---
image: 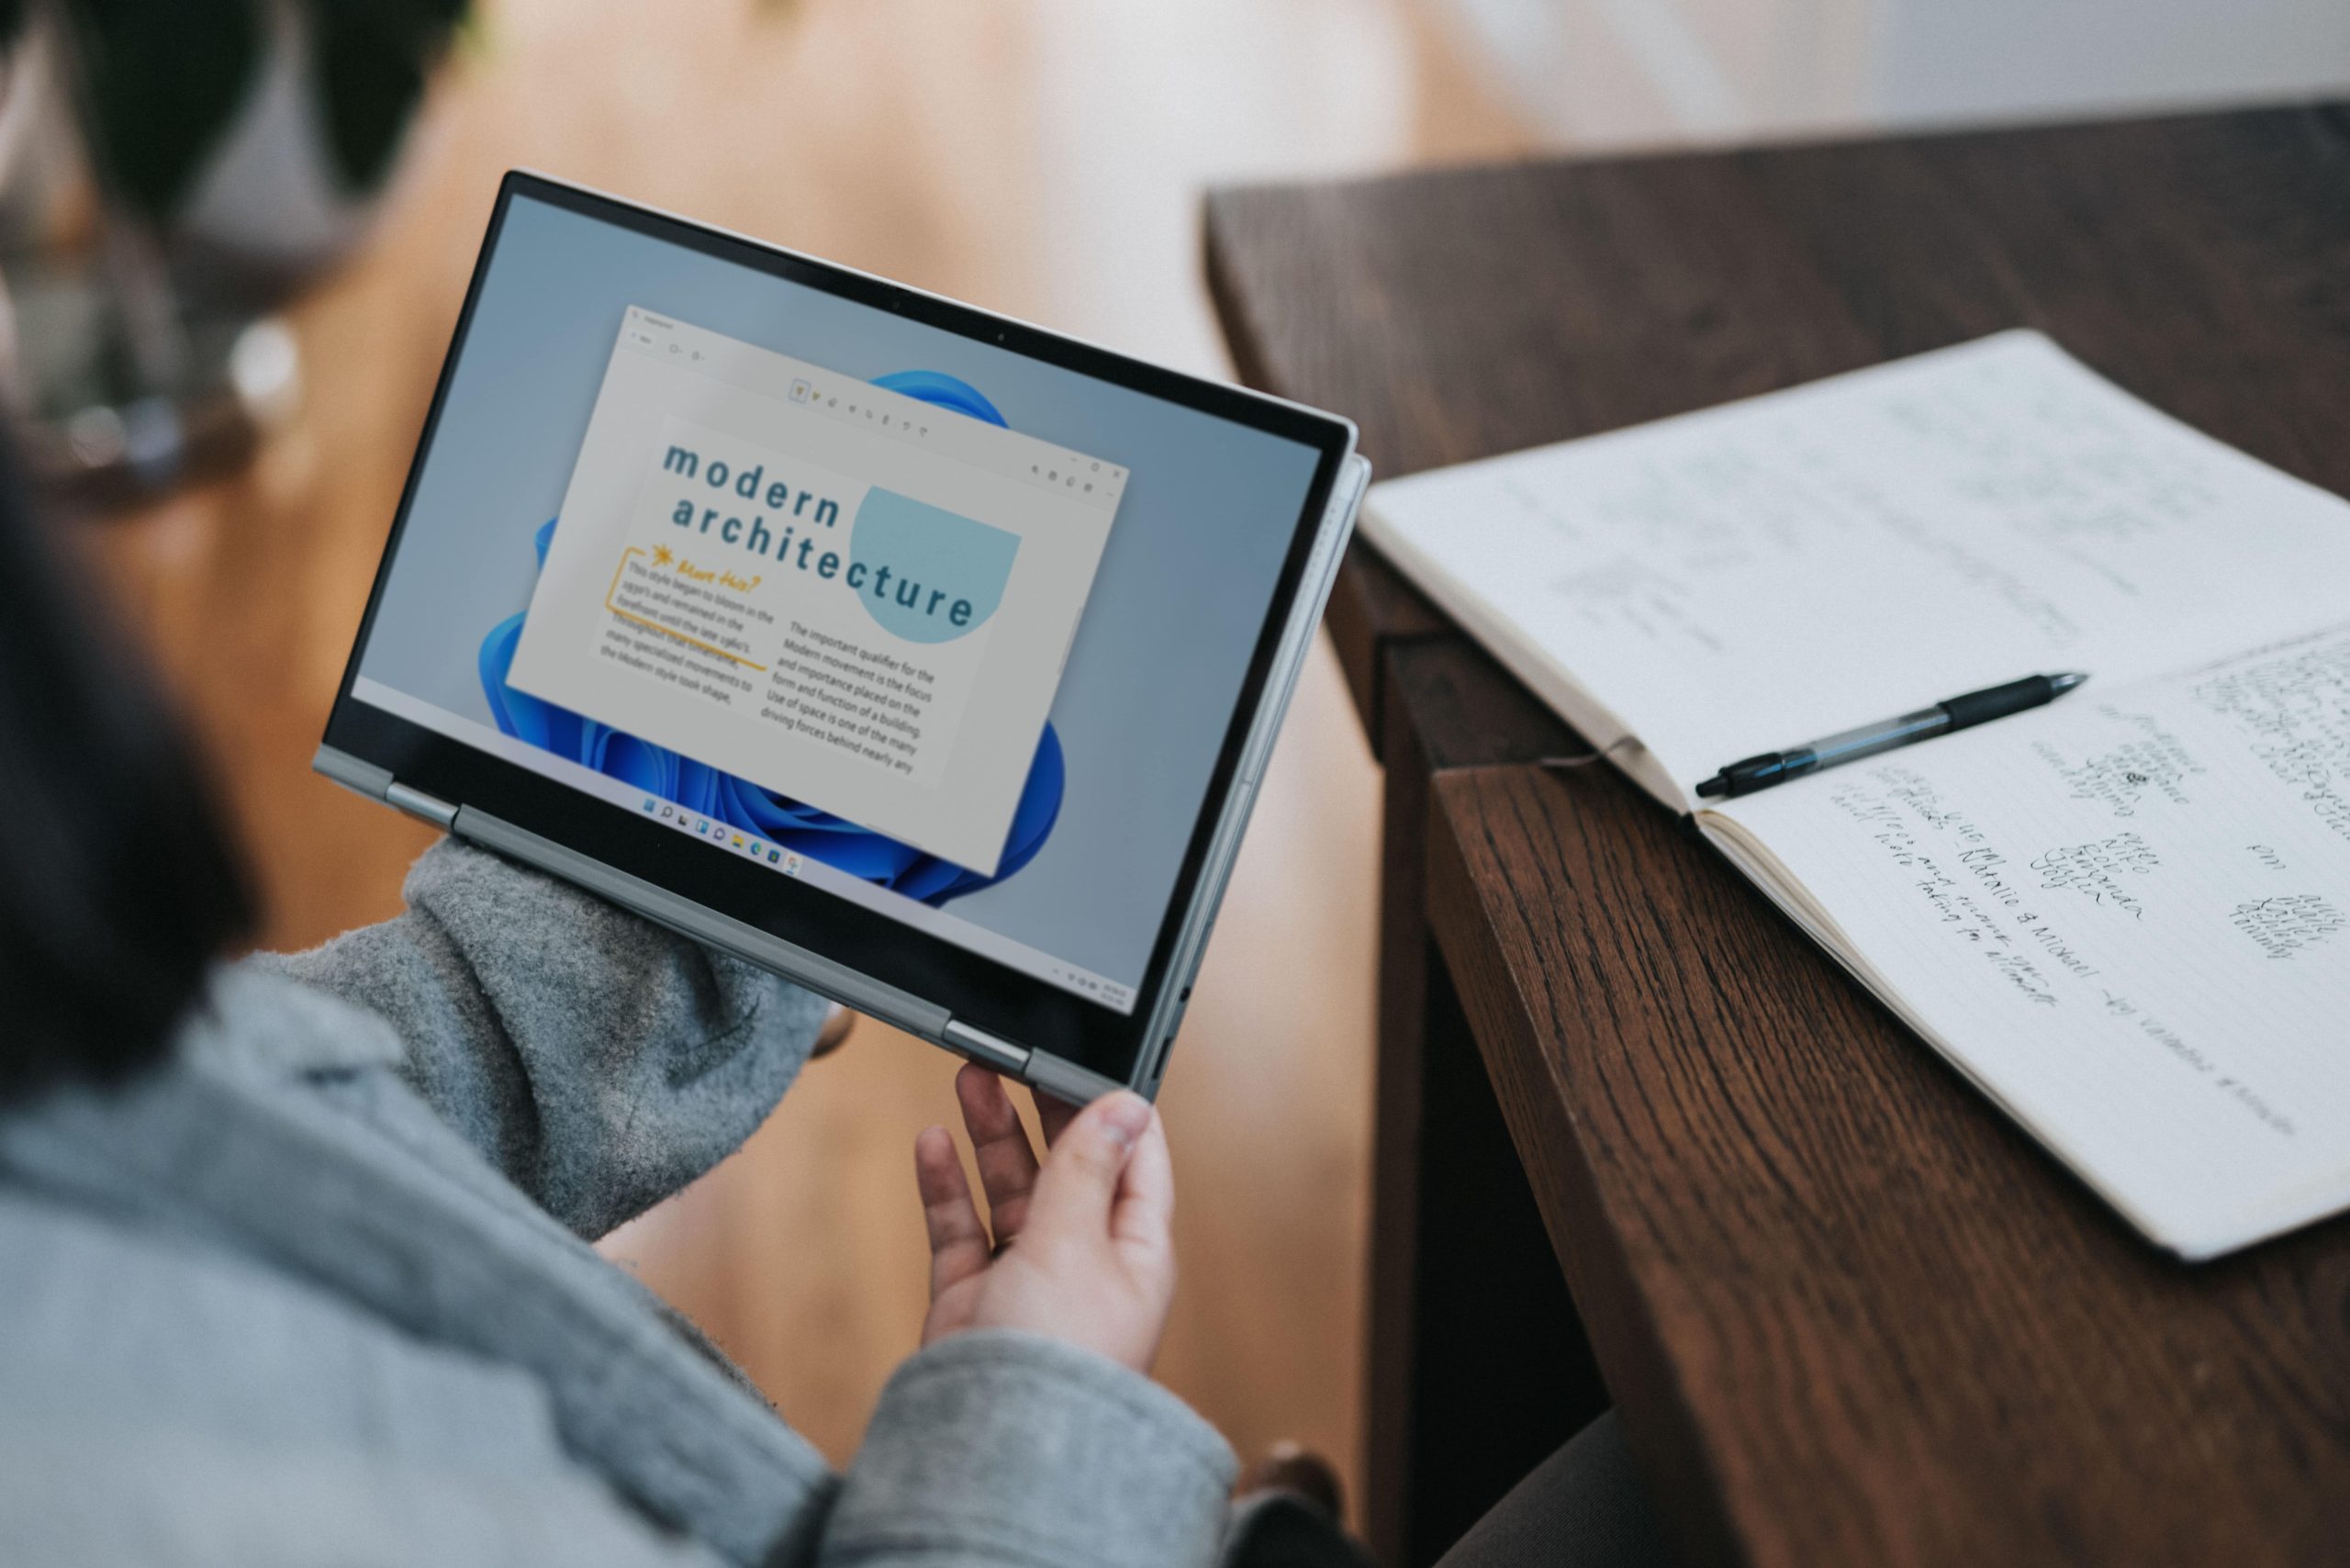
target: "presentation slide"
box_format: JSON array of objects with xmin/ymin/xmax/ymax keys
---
[{"xmin": 508, "ymin": 308, "xmax": 1124, "ymax": 875}]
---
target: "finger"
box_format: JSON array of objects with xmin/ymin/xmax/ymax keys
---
[
  {"xmin": 1035, "ymin": 1090, "xmax": 1080, "ymax": 1149},
  {"xmin": 810, "ymin": 1002, "xmax": 856, "ymax": 1058},
  {"xmin": 1110, "ymin": 1103, "xmax": 1175, "ymax": 1260},
  {"xmin": 1025, "ymin": 1091, "xmax": 1154, "ymax": 1242},
  {"xmin": 913, "ymin": 1126, "xmax": 991, "ymax": 1300},
  {"xmin": 956, "ymin": 1064, "xmax": 1045, "ymax": 1240}
]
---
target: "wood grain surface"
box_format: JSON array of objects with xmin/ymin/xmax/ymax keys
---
[
  {"xmin": 1431, "ymin": 763, "xmax": 2350, "ymax": 1567},
  {"xmin": 1206, "ymin": 103, "xmax": 2350, "ymax": 1566}
]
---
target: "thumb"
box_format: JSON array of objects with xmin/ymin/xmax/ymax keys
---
[{"xmin": 1025, "ymin": 1091, "xmax": 1154, "ymax": 1240}]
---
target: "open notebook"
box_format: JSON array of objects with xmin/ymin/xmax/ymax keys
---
[{"xmin": 1363, "ymin": 331, "xmax": 2350, "ymax": 1259}]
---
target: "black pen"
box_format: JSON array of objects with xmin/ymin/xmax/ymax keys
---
[{"xmin": 1696, "ymin": 672, "xmax": 2089, "ymax": 800}]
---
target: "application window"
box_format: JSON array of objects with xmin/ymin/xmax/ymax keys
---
[{"xmin": 509, "ymin": 308, "xmax": 1125, "ymax": 874}]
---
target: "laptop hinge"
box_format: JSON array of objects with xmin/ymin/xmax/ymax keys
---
[
  {"xmin": 941, "ymin": 1019, "xmax": 1033, "ymax": 1077},
  {"xmin": 385, "ymin": 781, "xmax": 460, "ymax": 832}
]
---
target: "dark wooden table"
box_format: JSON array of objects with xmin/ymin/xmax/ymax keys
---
[{"xmin": 1205, "ymin": 106, "xmax": 2350, "ymax": 1568}]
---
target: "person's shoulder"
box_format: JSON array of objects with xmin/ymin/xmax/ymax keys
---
[
  {"xmin": 0, "ymin": 1188, "xmax": 716, "ymax": 1568},
  {"xmin": 0, "ymin": 1182, "xmax": 326, "ymax": 1428},
  {"xmin": 0, "ymin": 1183, "xmax": 572, "ymax": 1473},
  {"xmin": 0, "ymin": 1182, "xmax": 376, "ymax": 1403}
]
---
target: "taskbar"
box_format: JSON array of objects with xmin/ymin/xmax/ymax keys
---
[{"xmin": 350, "ymin": 678, "xmax": 1141, "ymax": 1014}]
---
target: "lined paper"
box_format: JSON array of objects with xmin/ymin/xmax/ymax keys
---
[{"xmin": 1711, "ymin": 626, "xmax": 2350, "ymax": 1255}]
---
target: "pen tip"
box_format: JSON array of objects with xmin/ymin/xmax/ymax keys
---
[
  {"xmin": 1695, "ymin": 775, "xmax": 1727, "ymax": 799},
  {"xmin": 2050, "ymin": 672, "xmax": 2089, "ymax": 695}
]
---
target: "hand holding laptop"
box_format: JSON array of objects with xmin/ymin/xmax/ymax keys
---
[{"xmin": 914, "ymin": 1067, "xmax": 1175, "ymax": 1373}]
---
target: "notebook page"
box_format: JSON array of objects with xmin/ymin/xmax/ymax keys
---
[
  {"xmin": 1362, "ymin": 331, "xmax": 2350, "ymax": 803},
  {"xmin": 1708, "ymin": 624, "xmax": 2350, "ymax": 1257}
]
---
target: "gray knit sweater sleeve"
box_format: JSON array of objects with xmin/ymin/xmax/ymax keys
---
[
  {"xmin": 253, "ymin": 837, "xmax": 829, "ymax": 1238},
  {"xmin": 827, "ymin": 1330, "xmax": 1239, "ymax": 1568}
]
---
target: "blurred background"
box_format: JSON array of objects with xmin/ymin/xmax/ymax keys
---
[{"xmin": 30, "ymin": 0, "xmax": 2349, "ymax": 1502}]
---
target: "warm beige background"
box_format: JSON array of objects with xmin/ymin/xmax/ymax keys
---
[{"xmin": 73, "ymin": 0, "xmax": 1532, "ymax": 1506}]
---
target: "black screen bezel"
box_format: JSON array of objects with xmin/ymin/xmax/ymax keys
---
[{"xmin": 324, "ymin": 171, "xmax": 1351, "ymax": 1082}]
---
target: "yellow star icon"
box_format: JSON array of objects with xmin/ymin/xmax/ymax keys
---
[{"xmin": 652, "ymin": 544, "xmax": 675, "ymax": 567}]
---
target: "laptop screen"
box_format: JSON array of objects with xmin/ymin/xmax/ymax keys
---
[{"xmin": 350, "ymin": 189, "xmax": 1325, "ymax": 1015}]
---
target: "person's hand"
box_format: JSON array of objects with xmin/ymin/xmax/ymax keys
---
[{"xmin": 912, "ymin": 1063, "xmax": 1176, "ymax": 1374}]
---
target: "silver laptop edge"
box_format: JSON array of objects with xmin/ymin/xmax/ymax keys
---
[{"xmin": 317, "ymin": 450, "xmax": 1368, "ymax": 1103}]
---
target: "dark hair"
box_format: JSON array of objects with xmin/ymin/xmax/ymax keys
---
[{"xmin": 0, "ymin": 434, "xmax": 256, "ymax": 1103}]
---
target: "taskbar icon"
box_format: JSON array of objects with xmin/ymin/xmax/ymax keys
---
[{"xmin": 657, "ymin": 809, "xmax": 797, "ymax": 874}]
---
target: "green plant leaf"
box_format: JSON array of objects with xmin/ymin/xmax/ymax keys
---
[
  {"xmin": 63, "ymin": 0, "xmax": 263, "ymax": 221},
  {"xmin": 309, "ymin": 0, "xmax": 466, "ymax": 194}
]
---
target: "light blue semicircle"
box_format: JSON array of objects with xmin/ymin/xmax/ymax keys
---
[{"xmin": 849, "ymin": 487, "xmax": 1021, "ymax": 644}]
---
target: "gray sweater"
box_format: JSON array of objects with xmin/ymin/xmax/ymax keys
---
[{"xmin": 0, "ymin": 840, "xmax": 1237, "ymax": 1567}]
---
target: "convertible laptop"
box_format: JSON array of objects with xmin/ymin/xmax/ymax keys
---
[{"xmin": 319, "ymin": 173, "xmax": 1367, "ymax": 1103}]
